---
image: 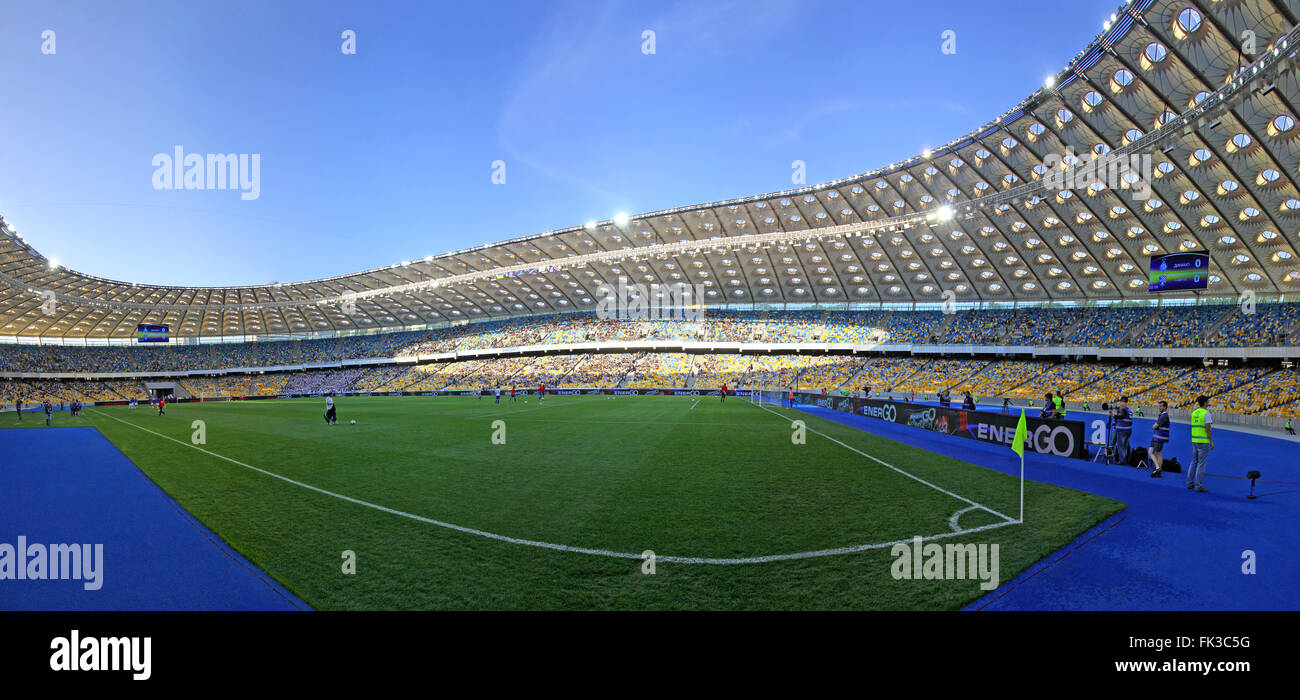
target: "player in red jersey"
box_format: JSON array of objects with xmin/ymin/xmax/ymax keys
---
[
  {"xmin": 720, "ymin": 383, "xmax": 727, "ymax": 403},
  {"xmin": 538, "ymin": 384, "xmax": 544, "ymax": 403},
  {"xmin": 510, "ymin": 386, "xmax": 516, "ymax": 402},
  {"xmin": 157, "ymin": 397, "xmax": 166, "ymax": 416}
]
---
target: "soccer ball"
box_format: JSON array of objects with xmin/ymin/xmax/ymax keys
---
[{"xmin": 350, "ymin": 419, "xmax": 356, "ymax": 424}]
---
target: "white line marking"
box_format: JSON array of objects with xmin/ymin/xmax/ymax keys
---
[
  {"xmin": 752, "ymin": 402, "xmax": 1017, "ymax": 524},
  {"xmin": 88, "ymin": 407, "xmax": 1015, "ymax": 565},
  {"xmin": 689, "ymin": 399, "xmax": 700, "ymax": 410},
  {"xmin": 948, "ymin": 505, "xmax": 981, "ymax": 532}
]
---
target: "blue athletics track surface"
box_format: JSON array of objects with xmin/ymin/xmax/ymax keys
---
[
  {"xmin": 785, "ymin": 398, "xmax": 1300, "ymax": 610},
  {"xmin": 0, "ymin": 426, "xmax": 305, "ymax": 610}
]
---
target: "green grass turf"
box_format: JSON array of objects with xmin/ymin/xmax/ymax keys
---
[{"xmin": 60, "ymin": 395, "xmax": 1120, "ymax": 609}]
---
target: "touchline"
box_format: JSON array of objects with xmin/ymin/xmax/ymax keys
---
[{"xmin": 0, "ymin": 536, "xmax": 103, "ymax": 590}]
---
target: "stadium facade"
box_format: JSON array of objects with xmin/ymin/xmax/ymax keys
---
[
  {"xmin": 4, "ymin": 0, "xmax": 1300, "ymax": 426},
  {"xmin": 2, "ymin": 0, "xmax": 1299, "ymax": 343}
]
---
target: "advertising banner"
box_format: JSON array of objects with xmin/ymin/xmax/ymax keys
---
[{"xmin": 800, "ymin": 394, "xmax": 1086, "ymax": 459}]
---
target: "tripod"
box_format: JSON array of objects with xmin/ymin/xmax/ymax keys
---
[{"xmin": 1092, "ymin": 413, "xmax": 1116, "ymax": 464}]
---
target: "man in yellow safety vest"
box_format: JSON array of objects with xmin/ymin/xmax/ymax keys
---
[{"xmin": 1187, "ymin": 395, "xmax": 1213, "ymax": 493}]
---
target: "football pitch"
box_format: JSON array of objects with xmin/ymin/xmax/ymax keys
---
[{"xmin": 70, "ymin": 395, "xmax": 1121, "ymax": 609}]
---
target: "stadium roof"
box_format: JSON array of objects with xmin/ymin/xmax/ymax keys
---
[{"xmin": 3, "ymin": 0, "xmax": 1300, "ymax": 341}]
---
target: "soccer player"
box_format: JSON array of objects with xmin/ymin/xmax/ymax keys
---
[
  {"xmin": 510, "ymin": 386, "xmax": 517, "ymax": 402},
  {"xmin": 538, "ymin": 383, "xmax": 544, "ymax": 403},
  {"xmin": 157, "ymin": 397, "xmax": 166, "ymax": 416},
  {"xmin": 495, "ymin": 386, "xmax": 501, "ymax": 405},
  {"xmin": 1113, "ymin": 396, "xmax": 1133, "ymax": 466},
  {"xmin": 14, "ymin": 397, "xmax": 21, "ymax": 423},
  {"xmin": 1187, "ymin": 395, "xmax": 1213, "ymax": 493},
  {"xmin": 44, "ymin": 400, "xmax": 53, "ymax": 426},
  {"xmin": 720, "ymin": 383, "xmax": 727, "ymax": 403},
  {"xmin": 324, "ymin": 394, "xmax": 337, "ymax": 425},
  {"xmin": 1149, "ymin": 400, "xmax": 1170, "ymax": 478}
]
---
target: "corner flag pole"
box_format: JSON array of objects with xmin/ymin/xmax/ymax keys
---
[{"xmin": 1011, "ymin": 408, "xmax": 1028, "ymax": 524}]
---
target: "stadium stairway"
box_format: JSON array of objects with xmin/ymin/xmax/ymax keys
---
[
  {"xmin": 0, "ymin": 427, "xmax": 306, "ymax": 610},
  {"xmin": 1118, "ymin": 307, "xmax": 1161, "ymax": 346},
  {"xmin": 779, "ymin": 400, "xmax": 1299, "ymax": 611}
]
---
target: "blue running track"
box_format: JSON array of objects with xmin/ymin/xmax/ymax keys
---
[
  {"xmin": 0, "ymin": 427, "xmax": 305, "ymax": 610},
  {"xmin": 784, "ymin": 400, "xmax": 1299, "ymax": 610}
]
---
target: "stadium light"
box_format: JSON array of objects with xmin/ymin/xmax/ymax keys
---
[
  {"xmin": 937, "ymin": 206, "xmax": 954, "ymax": 222},
  {"xmin": 613, "ymin": 213, "xmax": 629, "ymax": 226},
  {"xmin": 48, "ymin": 259, "xmax": 59, "ymax": 269}
]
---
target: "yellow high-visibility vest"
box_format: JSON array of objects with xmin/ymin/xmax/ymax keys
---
[{"xmin": 1191, "ymin": 408, "xmax": 1210, "ymax": 443}]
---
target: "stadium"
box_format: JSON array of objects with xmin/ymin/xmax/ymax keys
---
[{"xmin": 2, "ymin": 0, "xmax": 1299, "ymax": 622}]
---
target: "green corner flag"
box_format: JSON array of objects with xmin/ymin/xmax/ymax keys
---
[
  {"xmin": 1011, "ymin": 408, "xmax": 1028, "ymax": 459},
  {"xmin": 1013, "ymin": 408, "xmax": 1027, "ymax": 523}
]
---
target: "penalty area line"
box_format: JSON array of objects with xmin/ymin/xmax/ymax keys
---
[{"xmin": 87, "ymin": 407, "xmax": 1015, "ymax": 565}]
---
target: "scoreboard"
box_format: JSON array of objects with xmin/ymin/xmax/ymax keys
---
[
  {"xmin": 1148, "ymin": 251, "xmax": 1209, "ymax": 293},
  {"xmin": 136, "ymin": 324, "xmax": 170, "ymax": 343}
]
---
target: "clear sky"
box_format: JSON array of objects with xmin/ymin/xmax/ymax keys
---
[{"xmin": 0, "ymin": 0, "xmax": 1118, "ymax": 287}]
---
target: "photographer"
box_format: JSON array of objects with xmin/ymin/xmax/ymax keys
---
[
  {"xmin": 1113, "ymin": 396, "xmax": 1133, "ymax": 466},
  {"xmin": 1149, "ymin": 400, "xmax": 1169, "ymax": 478},
  {"xmin": 1040, "ymin": 393, "xmax": 1057, "ymax": 419}
]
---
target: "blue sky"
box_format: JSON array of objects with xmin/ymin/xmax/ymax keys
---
[{"xmin": 0, "ymin": 0, "xmax": 1118, "ymax": 286}]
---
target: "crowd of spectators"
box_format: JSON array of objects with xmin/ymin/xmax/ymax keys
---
[{"xmin": 5, "ymin": 304, "xmax": 1300, "ymax": 379}]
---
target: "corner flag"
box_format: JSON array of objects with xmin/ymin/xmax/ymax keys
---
[
  {"xmin": 1012, "ymin": 408, "xmax": 1027, "ymax": 523},
  {"xmin": 1011, "ymin": 409, "xmax": 1027, "ymax": 458}
]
